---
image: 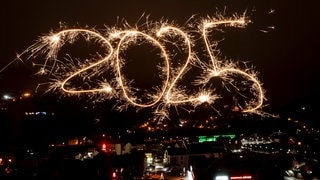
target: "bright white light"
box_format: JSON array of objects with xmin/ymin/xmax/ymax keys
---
[
  {"xmin": 215, "ymin": 175, "xmax": 229, "ymax": 180},
  {"xmin": 102, "ymin": 85, "xmax": 113, "ymax": 93},
  {"xmin": 2, "ymin": 94, "xmax": 13, "ymax": 100},
  {"xmin": 198, "ymin": 95, "xmax": 210, "ymax": 103},
  {"xmin": 50, "ymin": 35, "xmax": 60, "ymax": 43}
]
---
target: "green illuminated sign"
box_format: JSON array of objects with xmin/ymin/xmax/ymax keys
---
[{"xmin": 198, "ymin": 134, "xmax": 235, "ymax": 142}]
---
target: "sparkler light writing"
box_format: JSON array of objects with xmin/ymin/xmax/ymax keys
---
[{"xmin": 15, "ymin": 12, "xmax": 266, "ymax": 120}]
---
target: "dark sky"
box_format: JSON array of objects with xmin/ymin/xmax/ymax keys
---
[{"xmin": 1, "ymin": 0, "xmax": 319, "ymax": 113}]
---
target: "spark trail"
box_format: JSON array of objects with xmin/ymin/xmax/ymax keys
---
[{"xmin": 10, "ymin": 12, "xmax": 266, "ymax": 120}]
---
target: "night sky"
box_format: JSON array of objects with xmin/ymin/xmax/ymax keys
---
[{"xmin": 1, "ymin": 0, "xmax": 320, "ymax": 114}]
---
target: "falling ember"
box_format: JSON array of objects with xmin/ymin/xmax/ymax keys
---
[{"xmin": 13, "ymin": 12, "xmax": 266, "ymax": 120}]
